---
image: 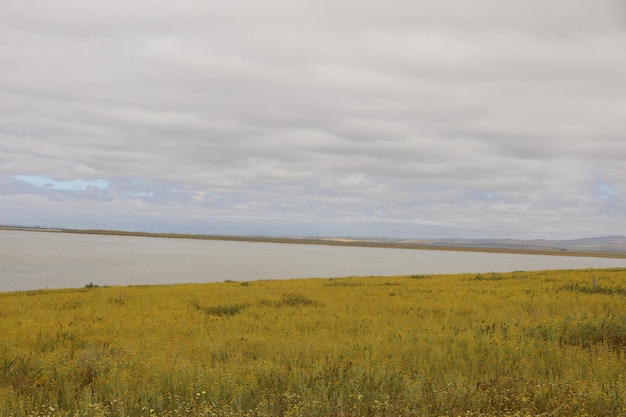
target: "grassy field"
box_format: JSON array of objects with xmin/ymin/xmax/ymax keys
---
[{"xmin": 2, "ymin": 269, "xmax": 626, "ymax": 416}]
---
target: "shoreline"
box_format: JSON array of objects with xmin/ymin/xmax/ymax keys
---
[{"xmin": 3, "ymin": 225, "xmax": 626, "ymax": 259}]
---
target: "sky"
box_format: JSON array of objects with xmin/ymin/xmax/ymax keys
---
[{"xmin": 1, "ymin": 0, "xmax": 625, "ymax": 239}]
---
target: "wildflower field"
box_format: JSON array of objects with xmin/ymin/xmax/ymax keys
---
[{"xmin": 2, "ymin": 268, "xmax": 626, "ymax": 417}]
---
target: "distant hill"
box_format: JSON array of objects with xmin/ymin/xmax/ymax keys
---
[{"xmin": 408, "ymin": 236, "xmax": 626, "ymax": 254}]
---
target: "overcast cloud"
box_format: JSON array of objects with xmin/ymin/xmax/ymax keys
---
[{"xmin": 1, "ymin": 0, "xmax": 625, "ymax": 238}]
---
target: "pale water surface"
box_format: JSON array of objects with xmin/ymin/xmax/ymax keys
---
[{"xmin": 2, "ymin": 230, "xmax": 626, "ymax": 292}]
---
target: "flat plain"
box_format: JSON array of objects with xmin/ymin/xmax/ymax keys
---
[{"xmin": 2, "ymin": 268, "xmax": 626, "ymax": 416}]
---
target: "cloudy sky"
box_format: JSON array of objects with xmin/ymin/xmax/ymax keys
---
[{"xmin": 1, "ymin": 0, "xmax": 625, "ymax": 239}]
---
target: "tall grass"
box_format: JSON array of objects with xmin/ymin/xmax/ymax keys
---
[{"xmin": 1, "ymin": 269, "xmax": 626, "ymax": 416}]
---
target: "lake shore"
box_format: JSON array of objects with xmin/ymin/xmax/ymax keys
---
[{"xmin": 3, "ymin": 225, "xmax": 625, "ymax": 259}]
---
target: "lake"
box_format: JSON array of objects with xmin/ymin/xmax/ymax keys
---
[{"xmin": 2, "ymin": 229, "xmax": 626, "ymax": 292}]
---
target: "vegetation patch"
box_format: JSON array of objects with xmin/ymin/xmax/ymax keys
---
[
  {"xmin": 561, "ymin": 281, "xmax": 626, "ymax": 296},
  {"xmin": 277, "ymin": 292, "xmax": 317, "ymax": 307},
  {"xmin": 323, "ymin": 279, "xmax": 364, "ymax": 287},
  {"xmin": 523, "ymin": 315, "xmax": 626, "ymax": 350},
  {"xmin": 195, "ymin": 302, "xmax": 249, "ymax": 317},
  {"xmin": 473, "ymin": 272, "xmax": 508, "ymax": 280},
  {"xmin": 409, "ymin": 274, "xmax": 431, "ymax": 279},
  {"xmin": 107, "ymin": 291, "xmax": 126, "ymax": 305}
]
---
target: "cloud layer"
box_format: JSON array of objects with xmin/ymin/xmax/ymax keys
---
[{"xmin": 1, "ymin": 0, "xmax": 625, "ymax": 238}]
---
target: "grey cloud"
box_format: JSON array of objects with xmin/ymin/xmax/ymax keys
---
[{"xmin": 1, "ymin": 0, "xmax": 625, "ymax": 238}]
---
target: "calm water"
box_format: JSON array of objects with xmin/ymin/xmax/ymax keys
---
[{"xmin": 2, "ymin": 230, "xmax": 626, "ymax": 292}]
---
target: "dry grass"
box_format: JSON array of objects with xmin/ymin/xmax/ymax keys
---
[{"xmin": 1, "ymin": 269, "xmax": 626, "ymax": 416}]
